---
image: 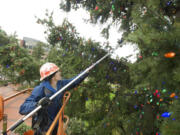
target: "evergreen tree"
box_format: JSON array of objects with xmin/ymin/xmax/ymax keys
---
[
  {"xmin": 37, "ymin": 12, "xmax": 132, "ymax": 134},
  {"xmin": 0, "ymin": 28, "xmax": 41, "ymax": 85},
  {"xmin": 160, "ymin": 99, "xmax": 180, "ymax": 135},
  {"xmin": 32, "ymin": 41, "xmax": 46, "ymax": 60},
  {"xmin": 0, "ymin": 28, "xmax": 9, "ymax": 46},
  {"xmin": 58, "ymin": 0, "xmax": 180, "ymax": 134}
]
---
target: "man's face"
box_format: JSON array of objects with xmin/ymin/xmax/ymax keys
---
[{"xmin": 54, "ymin": 70, "xmax": 62, "ymax": 81}]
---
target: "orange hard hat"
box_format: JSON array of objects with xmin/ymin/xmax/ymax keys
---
[{"xmin": 40, "ymin": 62, "xmax": 59, "ymax": 81}]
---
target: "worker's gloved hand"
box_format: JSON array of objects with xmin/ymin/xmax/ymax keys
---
[{"xmin": 38, "ymin": 97, "xmax": 51, "ymax": 108}]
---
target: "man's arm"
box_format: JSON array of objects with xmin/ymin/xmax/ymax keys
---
[
  {"xmin": 19, "ymin": 86, "xmax": 43, "ymax": 115},
  {"xmin": 60, "ymin": 72, "xmax": 89, "ymax": 90}
]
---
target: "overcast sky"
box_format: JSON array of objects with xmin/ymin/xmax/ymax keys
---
[{"xmin": 0, "ymin": 0, "xmax": 137, "ymax": 62}]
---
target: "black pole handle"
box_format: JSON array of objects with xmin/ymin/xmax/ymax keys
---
[{"xmin": 9, "ymin": 119, "xmax": 24, "ymax": 131}]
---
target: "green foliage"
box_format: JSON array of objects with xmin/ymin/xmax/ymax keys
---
[
  {"xmin": 57, "ymin": 0, "xmax": 180, "ymax": 134},
  {"xmin": 14, "ymin": 123, "xmax": 32, "ymax": 135},
  {"xmin": 32, "ymin": 41, "xmax": 46, "ymax": 60},
  {"xmin": 0, "ymin": 28, "xmax": 9, "ymax": 46},
  {"xmin": 0, "ymin": 27, "xmax": 43, "ymax": 86},
  {"xmin": 160, "ymin": 100, "xmax": 180, "ymax": 135},
  {"xmin": 0, "ymin": 43, "xmax": 40, "ymax": 84},
  {"xmin": 66, "ymin": 117, "xmax": 87, "ymax": 135},
  {"xmin": 37, "ymin": 14, "xmax": 131, "ymax": 134}
]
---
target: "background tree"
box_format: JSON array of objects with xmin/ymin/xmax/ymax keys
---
[
  {"xmin": 0, "ymin": 28, "xmax": 41, "ymax": 86},
  {"xmin": 0, "ymin": 28, "xmax": 10, "ymax": 46},
  {"xmin": 32, "ymin": 41, "xmax": 46, "ymax": 60}
]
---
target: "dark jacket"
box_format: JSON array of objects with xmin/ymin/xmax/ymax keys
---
[{"xmin": 19, "ymin": 73, "xmax": 88, "ymax": 129}]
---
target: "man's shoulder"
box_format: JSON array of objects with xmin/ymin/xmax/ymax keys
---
[
  {"xmin": 32, "ymin": 83, "xmax": 45, "ymax": 94},
  {"xmin": 33, "ymin": 84, "xmax": 43, "ymax": 90}
]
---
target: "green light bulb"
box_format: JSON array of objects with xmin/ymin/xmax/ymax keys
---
[
  {"xmin": 112, "ymin": 5, "xmax": 115, "ymax": 10},
  {"xmin": 162, "ymin": 89, "xmax": 167, "ymax": 93}
]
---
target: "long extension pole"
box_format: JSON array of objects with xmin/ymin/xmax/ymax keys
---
[{"xmin": 8, "ymin": 53, "xmax": 110, "ymax": 132}]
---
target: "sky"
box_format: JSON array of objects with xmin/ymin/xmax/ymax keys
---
[{"xmin": 0, "ymin": 0, "xmax": 138, "ymax": 62}]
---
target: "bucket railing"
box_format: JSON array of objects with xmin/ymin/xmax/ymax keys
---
[
  {"xmin": 0, "ymin": 89, "xmax": 70, "ymax": 135},
  {"xmin": 46, "ymin": 91, "xmax": 71, "ymax": 135},
  {"xmin": 0, "ymin": 88, "xmax": 33, "ymax": 121},
  {"xmin": 0, "ymin": 88, "xmax": 33, "ymax": 134}
]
